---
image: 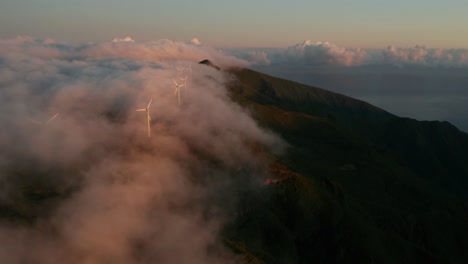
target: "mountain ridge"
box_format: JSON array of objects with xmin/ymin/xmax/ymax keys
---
[
  {"xmin": 214, "ymin": 63, "xmax": 468, "ymax": 263},
  {"xmin": 225, "ymin": 66, "xmax": 468, "ymax": 188}
]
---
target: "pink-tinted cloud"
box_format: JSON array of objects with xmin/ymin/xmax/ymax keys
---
[
  {"xmin": 284, "ymin": 40, "xmax": 367, "ymax": 66},
  {"xmin": 190, "ymin": 37, "xmax": 202, "ymax": 46},
  {"xmin": 381, "ymin": 45, "xmax": 468, "ymax": 67},
  {"xmin": 84, "ymin": 38, "xmax": 249, "ymax": 69},
  {"xmin": 227, "ymin": 41, "xmax": 468, "ymax": 68},
  {"xmin": 0, "ymin": 37, "xmax": 282, "ymax": 263},
  {"xmin": 246, "ymin": 50, "xmax": 271, "ymax": 65},
  {"xmin": 0, "ymin": 36, "xmax": 65, "ymax": 59},
  {"xmin": 112, "ymin": 36, "xmax": 135, "ymax": 43}
]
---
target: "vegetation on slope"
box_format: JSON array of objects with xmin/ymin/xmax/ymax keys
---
[{"xmin": 223, "ymin": 67, "xmax": 468, "ymax": 263}]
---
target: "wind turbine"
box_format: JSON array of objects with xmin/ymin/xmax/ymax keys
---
[
  {"xmin": 29, "ymin": 113, "xmax": 60, "ymax": 125},
  {"xmin": 185, "ymin": 63, "xmax": 192, "ymax": 76},
  {"xmin": 179, "ymin": 75, "xmax": 188, "ymax": 90},
  {"xmin": 173, "ymin": 79, "xmax": 184, "ymax": 105},
  {"xmin": 136, "ymin": 98, "xmax": 152, "ymax": 138},
  {"xmin": 176, "ymin": 65, "xmax": 184, "ymax": 78},
  {"xmin": 46, "ymin": 113, "xmax": 60, "ymax": 124},
  {"xmin": 185, "ymin": 63, "xmax": 192, "ymax": 89}
]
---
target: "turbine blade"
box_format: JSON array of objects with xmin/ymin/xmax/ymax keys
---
[
  {"xmin": 46, "ymin": 113, "xmax": 60, "ymax": 124},
  {"xmin": 29, "ymin": 118, "xmax": 43, "ymax": 125},
  {"xmin": 147, "ymin": 97, "xmax": 153, "ymax": 108},
  {"xmin": 136, "ymin": 109, "xmax": 146, "ymax": 111},
  {"xmin": 173, "ymin": 79, "xmax": 178, "ymax": 86}
]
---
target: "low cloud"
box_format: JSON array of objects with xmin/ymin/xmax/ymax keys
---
[
  {"xmin": 281, "ymin": 40, "xmax": 367, "ymax": 66},
  {"xmin": 112, "ymin": 37, "xmax": 135, "ymax": 43},
  {"xmin": 190, "ymin": 38, "xmax": 202, "ymax": 46},
  {"xmin": 0, "ymin": 37, "xmax": 282, "ymax": 263},
  {"xmin": 228, "ymin": 40, "xmax": 468, "ymax": 68},
  {"xmin": 87, "ymin": 39, "xmax": 248, "ymax": 69},
  {"xmin": 381, "ymin": 45, "xmax": 468, "ymax": 67}
]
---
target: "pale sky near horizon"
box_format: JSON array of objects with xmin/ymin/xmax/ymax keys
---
[{"xmin": 1, "ymin": 0, "xmax": 467, "ymax": 48}]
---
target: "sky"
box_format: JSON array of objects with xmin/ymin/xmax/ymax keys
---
[
  {"xmin": 1, "ymin": 0, "xmax": 468, "ymax": 48},
  {"xmin": 1, "ymin": 0, "xmax": 468, "ymax": 131}
]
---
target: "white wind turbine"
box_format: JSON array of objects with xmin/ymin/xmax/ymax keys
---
[
  {"xmin": 176, "ymin": 65, "xmax": 184, "ymax": 78},
  {"xmin": 179, "ymin": 75, "xmax": 188, "ymax": 91},
  {"xmin": 183, "ymin": 63, "xmax": 192, "ymax": 89},
  {"xmin": 173, "ymin": 79, "xmax": 184, "ymax": 105},
  {"xmin": 185, "ymin": 63, "xmax": 192, "ymax": 76},
  {"xmin": 29, "ymin": 113, "xmax": 60, "ymax": 125},
  {"xmin": 136, "ymin": 98, "xmax": 152, "ymax": 138}
]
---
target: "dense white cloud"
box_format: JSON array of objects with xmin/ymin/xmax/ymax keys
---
[
  {"xmin": 112, "ymin": 36, "xmax": 135, "ymax": 43},
  {"xmin": 0, "ymin": 37, "xmax": 282, "ymax": 263},
  {"xmin": 281, "ymin": 40, "xmax": 367, "ymax": 66},
  {"xmin": 228, "ymin": 40, "xmax": 468, "ymax": 68},
  {"xmin": 381, "ymin": 45, "xmax": 468, "ymax": 67},
  {"xmin": 226, "ymin": 40, "xmax": 367, "ymax": 66},
  {"xmin": 243, "ymin": 50, "xmax": 271, "ymax": 65},
  {"xmin": 87, "ymin": 38, "xmax": 248, "ymax": 69},
  {"xmin": 190, "ymin": 37, "xmax": 202, "ymax": 46}
]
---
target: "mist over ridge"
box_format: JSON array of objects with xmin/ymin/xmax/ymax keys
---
[{"xmin": 0, "ymin": 36, "xmax": 282, "ymax": 263}]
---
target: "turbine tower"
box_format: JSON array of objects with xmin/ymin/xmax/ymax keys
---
[
  {"xmin": 185, "ymin": 63, "xmax": 192, "ymax": 76},
  {"xmin": 184, "ymin": 63, "xmax": 192, "ymax": 89},
  {"xmin": 173, "ymin": 79, "xmax": 184, "ymax": 106},
  {"xmin": 179, "ymin": 75, "xmax": 188, "ymax": 92},
  {"xmin": 136, "ymin": 98, "xmax": 152, "ymax": 138},
  {"xmin": 176, "ymin": 66, "xmax": 184, "ymax": 78}
]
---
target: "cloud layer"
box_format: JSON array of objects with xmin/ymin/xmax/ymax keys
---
[
  {"xmin": 380, "ymin": 45, "xmax": 468, "ymax": 67},
  {"xmin": 228, "ymin": 40, "xmax": 468, "ymax": 68},
  {"xmin": 0, "ymin": 37, "xmax": 282, "ymax": 263},
  {"xmin": 279, "ymin": 40, "xmax": 367, "ymax": 66}
]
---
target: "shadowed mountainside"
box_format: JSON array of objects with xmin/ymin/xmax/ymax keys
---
[{"xmin": 222, "ymin": 66, "xmax": 468, "ymax": 263}]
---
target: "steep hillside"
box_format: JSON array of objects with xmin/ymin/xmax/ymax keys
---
[{"xmin": 223, "ymin": 66, "xmax": 468, "ymax": 263}]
